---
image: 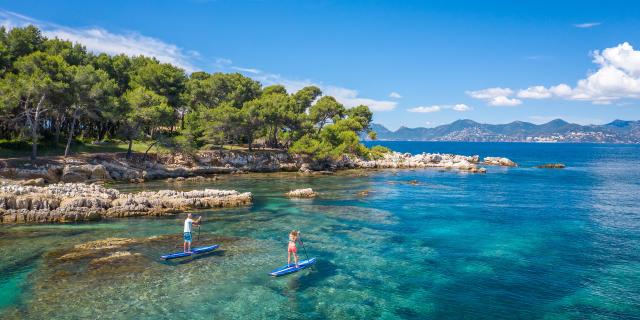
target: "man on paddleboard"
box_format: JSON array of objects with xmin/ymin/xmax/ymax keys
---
[{"xmin": 183, "ymin": 213, "xmax": 201, "ymax": 253}]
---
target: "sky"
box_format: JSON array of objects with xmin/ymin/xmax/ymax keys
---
[{"xmin": 1, "ymin": 0, "xmax": 640, "ymax": 130}]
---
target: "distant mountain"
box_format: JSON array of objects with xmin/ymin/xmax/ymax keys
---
[{"xmin": 365, "ymin": 119, "xmax": 640, "ymax": 143}]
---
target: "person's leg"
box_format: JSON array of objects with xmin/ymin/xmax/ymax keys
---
[
  {"xmin": 185, "ymin": 232, "xmax": 193, "ymax": 253},
  {"xmin": 288, "ymin": 251, "xmax": 291, "ymax": 265},
  {"xmin": 294, "ymin": 252, "xmax": 299, "ymax": 268},
  {"xmin": 184, "ymin": 241, "xmax": 187, "ymax": 253}
]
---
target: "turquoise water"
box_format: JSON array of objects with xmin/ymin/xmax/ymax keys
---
[{"xmin": 1, "ymin": 142, "xmax": 640, "ymax": 319}]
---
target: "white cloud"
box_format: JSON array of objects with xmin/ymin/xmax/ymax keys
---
[
  {"xmin": 231, "ymin": 66, "xmax": 261, "ymax": 74},
  {"xmin": 490, "ymin": 96, "xmax": 522, "ymax": 106},
  {"xmin": 452, "ymin": 103, "xmax": 471, "ymax": 111},
  {"xmin": 574, "ymin": 22, "xmax": 601, "ymax": 28},
  {"xmin": 389, "ymin": 91, "xmax": 403, "ymax": 99},
  {"xmin": 470, "ymin": 42, "xmax": 640, "ymax": 105},
  {"xmin": 325, "ymin": 86, "xmax": 397, "ymax": 111},
  {"xmin": 407, "ymin": 103, "xmax": 471, "ymax": 113},
  {"xmin": 408, "ymin": 105, "xmax": 441, "ymax": 113},
  {"xmin": 466, "ymin": 87, "xmax": 522, "ymax": 106},
  {"xmin": 517, "ymin": 86, "xmax": 552, "ymax": 99},
  {"xmin": 0, "ymin": 10, "xmax": 199, "ymax": 72}
]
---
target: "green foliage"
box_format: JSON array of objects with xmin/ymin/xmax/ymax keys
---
[
  {"xmin": 5, "ymin": 25, "xmax": 44, "ymax": 62},
  {"xmin": 0, "ymin": 25, "xmax": 378, "ymax": 161},
  {"xmin": 262, "ymin": 84, "xmax": 287, "ymax": 96},
  {"xmin": 290, "ymin": 118, "xmax": 370, "ymax": 161},
  {"xmin": 309, "ymin": 96, "xmax": 345, "ymax": 130},
  {"xmin": 185, "ymin": 72, "xmax": 260, "ymax": 109},
  {"xmin": 368, "ymin": 145, "xmax": 391, "ymax": 160},
  {"xmin": 130, "ymin": 59, "xmax": 186, "ymax": 109},
  {"xmin": 124, "ymin": 87, "xmax": 173, "ymax": 126}
]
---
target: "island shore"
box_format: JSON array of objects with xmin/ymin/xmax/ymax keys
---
[{"xmin": 0, "ymin": 150, "xmax": 517, "ymax": 186}]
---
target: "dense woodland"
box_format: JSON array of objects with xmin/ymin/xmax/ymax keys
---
[{"xmin": 0, "ymin": 25, "xmax": 383, "ymax": 161}]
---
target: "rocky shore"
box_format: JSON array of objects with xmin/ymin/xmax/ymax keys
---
[
  {"xmin": 0, "ymin": 182, "xmax": 252, "ymax": 224},
  {"xmin": 0, "ymin": 150, "xmax": 517, "ymax": 185},
  {"xmin": 347, "ymin": 152, "xmax": 490, "ymax": 173}
]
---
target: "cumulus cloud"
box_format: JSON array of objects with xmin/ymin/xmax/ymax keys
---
[
  {"xmin": 408, "ymin": 106, "xmax": 441, "ymax": 113},
  {"xmin": 517, "ymin": 86, "xmax": 552, "ymax": 99},
  {"xmin": 574, "ymin": 22, "xmax": 601, "ymax": 28},
  {"xmin": 452, "ymin": 103, "xmax": 471, "ymax": 111},
  {"xmin": 325, "ymin": 86, "xmax": 397, "ymax": 111},
  {"xmin": 408, "ymin": 103, "xmax": 471, "ymax": 113},
  {"xmin": 389, "ymin": 91, "xmax": 403, "ymax": 99},
  {"xmin": 0, "ymin": 10, "xmax": 199, "ymax": 72},
  {"xmin": 466, "ymin": 87, "xmax": 522, "ymax": 106},
  {"xmin": 470, "ymin": 42, "xmax": 640, "ymax": 105}
]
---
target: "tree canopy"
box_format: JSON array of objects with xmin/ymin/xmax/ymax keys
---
[{"xmin": 0, "ymin": 25, "xmax": 377, "ymax": 161}]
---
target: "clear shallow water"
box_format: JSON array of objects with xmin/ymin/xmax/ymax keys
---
[{"xmin": 1, "ymin": 142, "xmax": 640, "ymax": 319}]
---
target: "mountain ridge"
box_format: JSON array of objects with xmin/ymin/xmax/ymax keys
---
[{"xmin": 367, "ymin": 119, "xmax": 640, "ymax": 143}]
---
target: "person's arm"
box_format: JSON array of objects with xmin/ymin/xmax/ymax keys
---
[{"xmin": 194, "ymin": 216, "xmax": 202, "ymax": 226}]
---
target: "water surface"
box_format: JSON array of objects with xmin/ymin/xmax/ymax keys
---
[{"xmin": 1, "ymin": 142, "xmax": 639, "ymax": 319}]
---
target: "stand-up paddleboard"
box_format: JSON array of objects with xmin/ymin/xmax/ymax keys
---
[
  {"xmin": 269, "ymin": 258, "xmax": 316, "ymax": 277},
  {"xmin": 161, "ymin": 245, "xmax": 219, "ymax": 260}
]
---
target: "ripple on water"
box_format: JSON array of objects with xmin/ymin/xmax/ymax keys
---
[{"xmin": 298, "ymin": 205, "xmax": 398, "ymax": 225}]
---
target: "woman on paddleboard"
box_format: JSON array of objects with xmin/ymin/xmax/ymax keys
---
[{"xmin": 288, "ymin": 230, "xmax": 300, "ymax": 268}]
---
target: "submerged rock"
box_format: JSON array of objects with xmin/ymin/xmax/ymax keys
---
[
  {"xmin": 286, "ymin": 188, "xmax": 317, "ymax": 198},
  {"xmin": 89, "ymin": 251, "xmax": 143, "ymax": 266},
  {"xmin": 536, "ymin": 163, "xmax": 566, "ymax": 169},
  {"xmin": 0, "ymin": 182, "xmax": 252, "ymax": 224}
]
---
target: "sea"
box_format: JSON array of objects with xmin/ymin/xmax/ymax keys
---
[{"xmin": 1, "ymin": 142, "xmax": 639, "ymax": 319}]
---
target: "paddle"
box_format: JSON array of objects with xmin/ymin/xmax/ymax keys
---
[
  {"xmin": 197, "ymin": 215, "xmax": 202, "ymax": 242},
  {"xmin": 298, "ymin": 232, "xmax": 313, "ymax": 269}
]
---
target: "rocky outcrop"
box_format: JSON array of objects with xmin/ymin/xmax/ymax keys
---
[
  {"xmin": 107, "ymin": 189, "xmax": 252, "ymax": 218},
  {"xmin": 61, "ymin": 164, "xmax": 112, "ymax": 182},
  {"xmin": 536, "ymin": 163, "xmax": 566, "ymax": 169},
  {"xmin": 0, "ymin": 182, "xmax": 252, "ymax": 224},
  {"xmin": 483, "ymin": 157, "xmax": 518, "ymax": 167},
  {"xmin": 286, "ymin": 188, "xmax": 317, "ymax": 198},
  {"xmin": 347, "ymin": 152, "xmax": 484, "ymax": 172}
]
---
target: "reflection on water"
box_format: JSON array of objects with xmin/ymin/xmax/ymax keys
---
[{"xmin": 1, "ymin": 143, "xmax": 640, "ymax": 319}]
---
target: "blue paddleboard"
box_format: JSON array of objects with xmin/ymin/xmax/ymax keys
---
[
  {"xmin": 161, "ymin": 245, "xmax": 220, "ymax": 260},
  {"xmin": 269, "ymin": 258, "xmax": 316, "ymax": 277}
]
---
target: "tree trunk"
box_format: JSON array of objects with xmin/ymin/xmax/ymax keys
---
[
  {"xmin": 271, "ymin": 125, "xmax": 279, "ymax": 148},
  {"xmin": 64, "ymin": 109, "xmax": 79, "ymax": 158},
  {"xmin": 144, "ymin": 140, "xmax": 158, "ymax": 158},
  {"xmin": 28, "ymin": 94, "xmax": 46, "ymax": 161},
  {"xmin": 54, "ymin": 114, "xmax": 65, "ymax": 144},
  {"xmin": 127, "ymin": 139, "xmax": 133, "ymax": 158}
]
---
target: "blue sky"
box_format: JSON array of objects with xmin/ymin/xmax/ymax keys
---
[{"xmin": 1, "ymin": 0, "xmax": 640, "ymax": 130}]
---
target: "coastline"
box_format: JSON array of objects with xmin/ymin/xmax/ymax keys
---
[
  {"xmin": 0, "ymin": 149, "xmax": 515, "ymax": 185},
  {"xmin": 0, "ymin": 148, "xmax": 518, "ymax": 224}
]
